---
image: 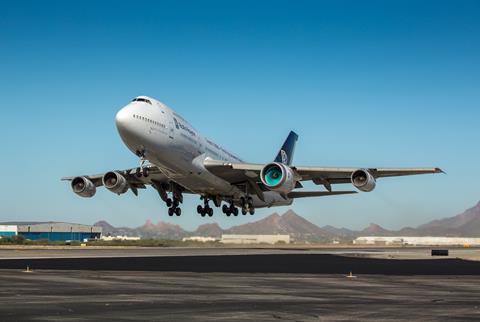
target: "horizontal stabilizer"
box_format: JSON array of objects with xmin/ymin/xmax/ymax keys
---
[{"xmin": 287, "ymin": 191, "xmax": 357, "ymax": 199}]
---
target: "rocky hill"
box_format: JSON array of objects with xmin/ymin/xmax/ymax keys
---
[
  {"xmin": 414, "ymin": 201, "xmax": 480, "ymax": 236},
  {"xmin": 95, "ymin": 200, "xmax": 480, "ymax": 241},
  {"xmin": 225, "ymin": 210, "xmax": 334, "ymax": 242}
]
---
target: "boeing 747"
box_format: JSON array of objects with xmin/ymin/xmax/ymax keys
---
[{"xmin": 63, "ymin": 96, "xmax": 443, "ymax": 217}]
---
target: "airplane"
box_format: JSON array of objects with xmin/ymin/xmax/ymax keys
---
[{"xmin": 63, "ymin": 96, "xmax": 443, "ymax": 217}]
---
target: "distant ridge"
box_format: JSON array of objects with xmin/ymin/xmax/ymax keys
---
[
  {"xmin": 94, "ymin": 200, "xmax": 480, "ymax": 241},
  {"xmin": 224, "ymin": 210, "xmax": 334, "ymax": 242}
]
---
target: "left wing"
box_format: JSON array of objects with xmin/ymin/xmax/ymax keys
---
[{"xmin": 204, "ymin": 159, "xmax": 443, "ymax": 192}]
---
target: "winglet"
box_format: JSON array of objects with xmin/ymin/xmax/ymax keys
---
[{"xmin": 435, "ymin": 168, "xmax": 446, "ymax": 174}]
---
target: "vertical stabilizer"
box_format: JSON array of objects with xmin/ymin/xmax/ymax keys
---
[{"xmin": 274, "ymin": 131, "xmax": 298, "ymax": 166}]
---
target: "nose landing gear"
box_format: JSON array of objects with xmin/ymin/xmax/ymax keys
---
[{"xmin": 135, "ymin": 149, "xmax": 150, "ymax": 178}]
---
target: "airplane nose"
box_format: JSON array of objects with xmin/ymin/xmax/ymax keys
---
[{"xmin": 115, "ymin": 107, "xmax": 130, "ymax": 131}]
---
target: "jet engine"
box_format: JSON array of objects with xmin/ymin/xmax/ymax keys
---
[
  {"xmin": 351, "ymin": 169, "xmax": 376, "ymax": 192},
  {"xmin": 71, "ymin": 176, "xmax": 96, "ymax": 198},
  {"xmin": 102, "ymin": 171, "xmax": 129, "ymax": 195},
  {"xmin": 260, "ymin": 162, "xmax": 296, "ymax": 194}
]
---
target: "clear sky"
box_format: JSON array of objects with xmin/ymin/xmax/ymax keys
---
[{"xmin": 1, "ymin": 0, "xmax": 479, "ymax": 230}]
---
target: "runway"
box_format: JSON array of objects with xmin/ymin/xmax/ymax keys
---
[
  {"xmin": 1, "ymin": 270, "xmax": 479, "ymax": 321},
  {"xmin": 0, "ymin": 246, "xmax": 479, "ymax": 275},
  {"xmin": 0, "ymin": 246, "xmax": 479, "ymax": 321}
]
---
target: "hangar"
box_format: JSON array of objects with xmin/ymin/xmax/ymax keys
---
[{"xmin": 0, "ymin": 222, "xmax": 102, "ymax": 241}]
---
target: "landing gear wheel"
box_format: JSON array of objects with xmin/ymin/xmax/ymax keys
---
[
  {"xmin": 249, "ymin": 208, "xmax": 255, "ymax": 215},
  {"xmin": 197, "ymin": 205, "xmax": 203, "ymax": 214},
  {"xmin": 143, "ymin": 168, "xmax": 149, "ymax": 177},
  {"xmin": 166, "ymin": 198, "xmax": 173, "ymax": 208},
  {"xmin": 168, "ymin": 208, "xmax": 174, "ymax": 216},
  {"xmin": 222, "ymin": 204, "xmax": 229, "ymax": 214},
  {"xmin": 175, "ymin": 207, "xmax": 182, "ymax": 216},
  {"xmin": 200, "ymin": 210, "xmax": 206, "ymax": 217},
  {"xmin": 242, "ymin": 208, "xmax": 247, "ymax": 215},
  {"xmin": 135, "ymin": 167, "xmax": 142, "ymax": 178},
  {"xmin": 240, "ymin": 197, "xmax": 246, "ymax": 208},
  {"xmin": 207, "ymin": 207, "xmax": 213, "ymax": 217},
  {"xmin": 233, "ymin": 207, "xmax": 239, "ymax": 216}
]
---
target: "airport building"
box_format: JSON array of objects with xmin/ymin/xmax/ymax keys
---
[
  {"xmin": 182, "ymin": 236, "xmax": 219, "ymax": 242},
  {"xmin": 353, "ymin": 236, "xmax": 480, "ymax": 246},
  {"xmin": 0, "ymin": 222, "xmax": 102, "ymax": 241},
  {"xmin": 0, "ymin": 225, "xmax": 17, "ymax": 237},
  {"xmin": 221, "ymin": 234, "xmax": 290, "ymax": 245},
  {"xmin": 101, "ymin": 235, "xmax": 141, "ymax": 241}
]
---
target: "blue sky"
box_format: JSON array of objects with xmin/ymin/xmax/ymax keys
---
[{"xmin": 1, "ymin": 0, "xmax": 479, "ymax": 230}]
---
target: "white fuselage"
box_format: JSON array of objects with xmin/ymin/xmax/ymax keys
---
[{"xmin": 115, "ymin": 96, "xmax": 292, "ymax": 208}]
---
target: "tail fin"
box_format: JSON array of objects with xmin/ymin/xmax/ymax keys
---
[{"xmin": 274, "ymin": 131, "xmax": 298, "ymax": 166}]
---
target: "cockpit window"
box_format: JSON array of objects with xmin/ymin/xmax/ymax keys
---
[{"xmin": 132, "ymin": 98, "xmax": 152, "ymax": 105}]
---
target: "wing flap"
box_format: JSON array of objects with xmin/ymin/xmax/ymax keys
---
[{"xmin": 287, "ymin": 191, "xmax": 357, "ymax": 198}]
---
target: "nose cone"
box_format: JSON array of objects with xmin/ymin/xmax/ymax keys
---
[
  {"xmin": 115, "ymin": 106, "xmax": 139, "ymax": 148},
  {"xmin": 115, "ymin": 106, "xmax": 130, "ymax": 131}
]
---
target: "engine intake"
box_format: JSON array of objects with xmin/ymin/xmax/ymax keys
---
[
  {"xmin": 71, "ymin": 177, "xmax": 96, "ymax": 198},
  {"xmin": 102, "ymin": 171, "xmax": 129, "ymax": 195},
  {"xmin": 260, "ymin": 162, "xmax": 296, "ymax": 194},
  {"xmin": 351, "ymin": 169, "xmax": 376, "ymax": 192}
]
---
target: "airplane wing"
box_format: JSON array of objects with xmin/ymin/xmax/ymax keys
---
[
  {"xmin": 203, "ymin": 159, "xmax": 443, "ymax": 192},
  {"xmin": 287, "ymin": 191, "xmax": 357, "ymax": 198},
  {"xmin": 61, "ymin": 165, "xmax": 169, "ymax": 196}
]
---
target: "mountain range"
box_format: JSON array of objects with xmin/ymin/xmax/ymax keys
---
[{"xmin": 94, "ymin": 200, "xmax": 480, "ymax": 242}]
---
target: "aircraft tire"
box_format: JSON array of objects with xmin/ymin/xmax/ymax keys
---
[
  {"xmin": 233, "ymin": 207, "xmax": 239, "ymax": 216},
  {"xmin": 168, "ymin": 208, "xmax": 174, "ymax": 216},
  {"xmin": 175, "ymin": 207, "xmax": 182, "ymax": 216},
  {"xmin": 207, "ymin": 207, "xmax": 213, "ymax": 217},
  {"xmin": 249, "ymin": 208, "xmax": 255, "ymax": 215},
  {"xmin": 166, "ymin": 199, "xmax": 173, "ymax": 208},
  {"xmin": 241, "ymin": 209, "xmax": 247, "ymax": 215}
]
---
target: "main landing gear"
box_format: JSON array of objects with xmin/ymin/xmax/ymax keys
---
[
  {"xmin": 221, "ymin": 196, "xmax": 255, "ymax": 217},
  {"xmin": 222, "ymin": 203, "xmax": 239, "ymax": 217},
  {"xmin": 167, "ymin": 197, "xmax": 182, "ymax": 217},
  {"xmin": 240, "ymin": 196, "xmax": 255, "ymax": 215},
  {"xmin": 197, "ymin": 197, "xmax": 213, "ymax": 217},
  {"xmin": 167, "ymin": 184, "xmax": 183, "ymax": 217}
]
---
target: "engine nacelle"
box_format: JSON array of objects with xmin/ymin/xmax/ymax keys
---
[
  {"xmin": 260, "ymin": 162, "xmax": 296, "ymax": 194},
  {"xmin": 351, "ymin": 169, "xmax": 376, "ymax": 192},
  {"xmin": 102, "ymin": 171, "xmax": 129, "ymax": 195},
  {"xmin": 71, "ymin": 176, "xmax": 96, "ymax": 198}
]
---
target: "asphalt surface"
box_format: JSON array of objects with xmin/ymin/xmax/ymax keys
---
[
  {"xmin": 0, "ymin": 245, "xmax": 479, "ymax": 260},
  {"xmin": 0, "ymin": 270, "xmax": 479, "ymax": 321},
  {"xmin": 0, "ymin": 247, "xmax": 479, "ymax": 275},
  {"xmin": 0, "ymin": 247, "xmax": 479, "ymax": 321}
]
